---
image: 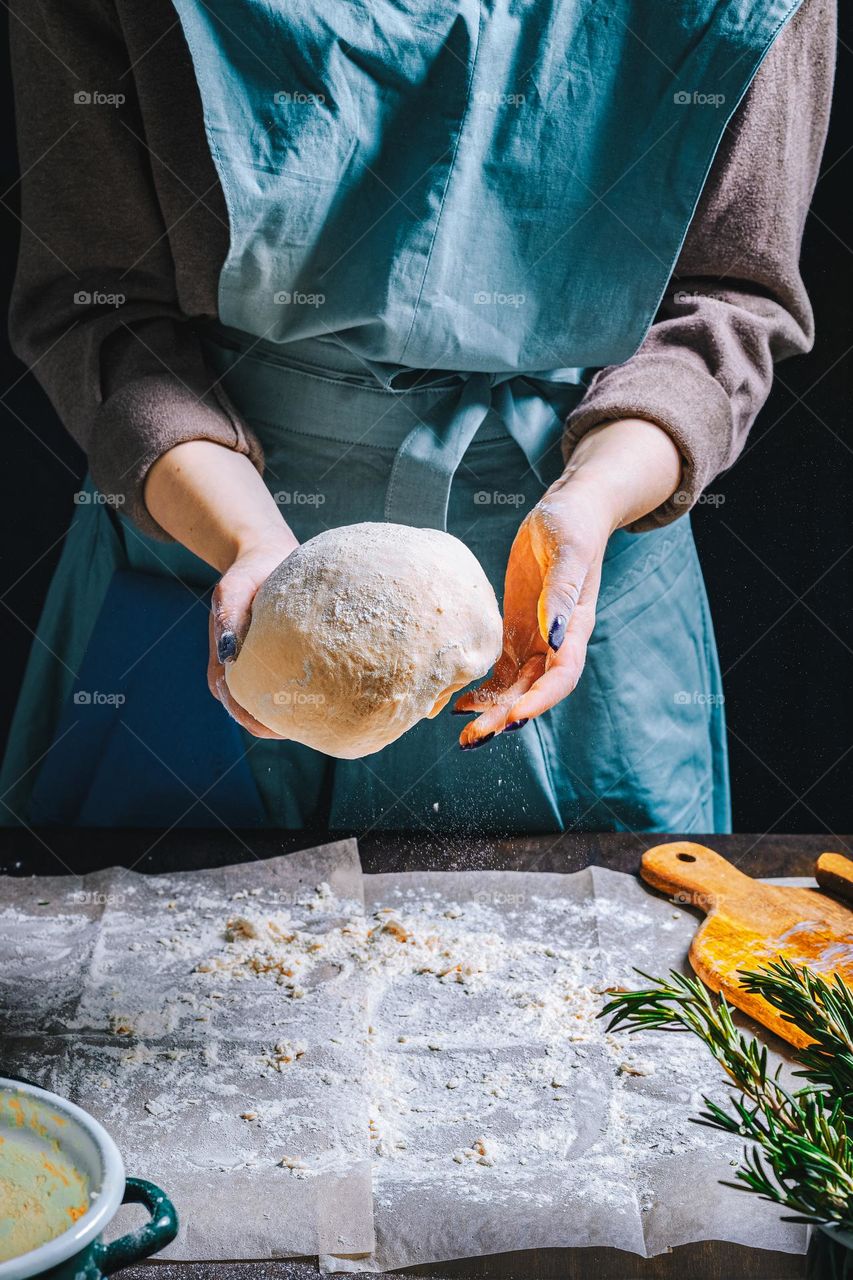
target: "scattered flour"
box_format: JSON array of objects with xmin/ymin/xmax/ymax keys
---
[{"xmin": 0, "ymin": 859, "xmax": 761, "ymax": 1263}]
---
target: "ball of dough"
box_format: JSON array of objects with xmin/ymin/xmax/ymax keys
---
[{"xmin": 225, "ymin": 522, "xmax": 503, "ymax": 758}]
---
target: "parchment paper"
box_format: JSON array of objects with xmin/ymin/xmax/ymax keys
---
[
  {"xmin": 323, "ymin": 866, "xmax": 807, "ymax": 1271},
  {"xmin": 0, "ymin": 840, "xmax": 374, "ymax": 1260},
  {"xmin": 0, "ymin": 849, "xmax": 809, "ymax": 1269},
  {"xmin": 591, "ymin": 865, "xmax": 806, "ymax": 1259}
]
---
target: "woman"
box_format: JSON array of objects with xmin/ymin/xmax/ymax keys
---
[{"xmin": 2, "ymin": 0, "xmax": 834, "ymax": 834}]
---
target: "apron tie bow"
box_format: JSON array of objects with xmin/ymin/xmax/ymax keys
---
[{"xmin": 383, "ymin": 367, "xmax": 585, "ymax": 530}]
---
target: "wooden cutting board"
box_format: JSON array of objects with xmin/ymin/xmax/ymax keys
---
[
  {"xmin": 640, "ymin": 840, "xmax": 853, "ymax": 1048},
  {"xmin": 815, "ymin": 851, "xmax": 853, "ymax": 905}
]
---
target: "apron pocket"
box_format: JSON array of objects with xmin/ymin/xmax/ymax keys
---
[{"xmin": 590, "ymin": 537, "xmax": 722, "ymax": 829}]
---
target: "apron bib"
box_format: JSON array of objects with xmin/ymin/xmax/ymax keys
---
[
  {"xmin": 2, "ymin": 0, "xmax": 801, "ymax": 831},
  {"xmin": 173, "ymin": 0, "xmax": 800, "ymax": 370}
]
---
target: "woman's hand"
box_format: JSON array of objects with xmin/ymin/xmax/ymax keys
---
[
  {"xmin": 207, "ymin": 529, "xmax": 299, "ymax": 737},
  {"xmin": 144, "ymin": 439, "xmax": 299, "ymax": 737},
  {"xmin": 454, "ymin": 418, "xmax": 682, "ymax": 747}
]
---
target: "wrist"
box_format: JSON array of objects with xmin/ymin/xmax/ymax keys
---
[
  {"xmin": 541, "ymin": 468, "xmax": 617, "ymax": 543},
  {"xmin": 145, "ymin": 439, "xmax": 297, "ymax": 573},
  {"xmin": 231, "ymin": 518, "xmax": 298, "ymax": 565},
  {"xmin": 552, "ymin": 418, "xmax": 682, "ymax": 530}
]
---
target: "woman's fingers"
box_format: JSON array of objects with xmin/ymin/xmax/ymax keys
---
[
  {"xmin": 509, "ymin": 556, "xmax": 600, "ymax": 721},
  {"xmin": 452, "ymin": 652, "xmax": 521, "ymax": 715},
  {"xmin": 207, "ymin": 605, "xmax": 286, "ymax": 739},
  {"xmin": 507, "ymin": 605, "xmax": 595, "ymax": 722},
  {"xmin": 458, "ymin": 655, "xmax": 546, "ymax": 747},
  {"xmin": 455, "ymin": 531, "xmax": 603, "ymax": 743},
  {"xmin": 215, "ymin": 670, "xmax": 286, "ymax": 739}
]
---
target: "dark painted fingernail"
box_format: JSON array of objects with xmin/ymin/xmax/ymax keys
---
[
  {"xmin": 460, "ymin": 732, "xmax": 495, "ymax": 752},
  {"xmin": 504, "ymin": 719, "xmax": 528, "ymax": 732},
  {"xmin": 548, "ymin": 614, "xmax": 567, "ymax": 652},
  {"xmin": 218, "ymin": 630, "xmax": 238, "ymax": 662}
]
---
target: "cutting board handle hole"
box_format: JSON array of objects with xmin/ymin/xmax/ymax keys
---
[{"xmin": 677, "ymin": 853, "xmax": 697, "ymax": 863}]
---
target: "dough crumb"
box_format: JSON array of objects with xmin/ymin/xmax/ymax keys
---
[{"xmin": 225, "ymin": 916, "xmax": 260, "ymax": 941}]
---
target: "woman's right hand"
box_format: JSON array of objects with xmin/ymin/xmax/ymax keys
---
[
  {"xmin": 144, "ymin": 440, "xmax": 300, "ymax": 738},
  {"xmin": 208, "ymin": 529, "xmax": 299, "ymax": 737}
]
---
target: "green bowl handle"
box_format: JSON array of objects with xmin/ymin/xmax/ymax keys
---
[{"xmin": 94, "ymin": 1177, "xmax": 178, "ymax": 1275}]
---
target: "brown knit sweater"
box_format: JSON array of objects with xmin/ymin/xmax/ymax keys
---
[{"xmin": 8, "ymin": 0, "xmax": 835, "ymax": 537}]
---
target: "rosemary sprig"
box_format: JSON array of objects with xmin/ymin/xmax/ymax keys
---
[
  {"xmin": 601, "ymin": 963, "xmax": 853, "ymax": 1229},
  {"xmin": 740, "ymin": 959, "xmax": 853, "ymax": 1104}
]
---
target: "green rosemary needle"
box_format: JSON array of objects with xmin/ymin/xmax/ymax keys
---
[{"xmin": 601, "ymin": 962, "xmax": 853, "ymax": 1228}]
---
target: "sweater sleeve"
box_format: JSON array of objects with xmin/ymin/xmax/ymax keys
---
[
  {"xmin": 8, "ymin": 0, "xmax": 264, "ymax": 541},
  {"xmin": 562, "ymin": 0, "xmax": 836, "ymax": 531}
]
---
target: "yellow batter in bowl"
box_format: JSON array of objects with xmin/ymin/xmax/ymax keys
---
[{"xmin": 0, "ymin": 1092, "xmax": 89, "ymax": 1262}]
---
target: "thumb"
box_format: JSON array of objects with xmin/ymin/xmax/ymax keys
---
[
  {"xmin": 536, "ymin": 551, "xmax": 589, "ymax": 652},
  {"xmin": 212, "ymin": 567, "xmax": 258, "ymax": 664}
]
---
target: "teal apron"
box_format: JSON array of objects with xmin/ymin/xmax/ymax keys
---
[{"xmin": 1, "ymin": 0, "xmax": 802, "ymax": 834}]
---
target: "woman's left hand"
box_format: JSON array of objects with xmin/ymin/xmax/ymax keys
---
[{"xmin": 453, "ymin": 418, "xmax": 683, "ymax": 747}]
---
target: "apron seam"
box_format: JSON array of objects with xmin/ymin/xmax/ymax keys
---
[
  {"xmin": 241, "ymin": 412, "xmax": 505, "ymax": 452},
  {"xmin": 219, "ymin": 358, "xmax": 462, "ymax": 398},
  {"xmin": 598, "ymin": 523, "xmax": 688, "ymax": 614},
  {"xmin": 243, "ymin": 415, "xmax": 400, "ymax": 451},
  {"xmin": 385, "ymin": 438, "xmax": 415, "ymax": 523},
  {"xmin": 691, "ymin": 545, "xmax": 730, "ymax": 831},
  {"xmin": 587, "ymin": 655, "xmax": 637, "ymax": 800},
  {"xmin": 664, "ymin": 789, "xmax": 716, "ymax": 834}
]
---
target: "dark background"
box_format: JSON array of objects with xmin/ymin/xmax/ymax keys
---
[{"xmin": 0, "ymin": 14, "xmax": 850, "ymax": 839}]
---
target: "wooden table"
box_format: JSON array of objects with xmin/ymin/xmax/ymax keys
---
[{"xmin": 3, "ymin": 829, "xmax": 846, "ymax": 1279}]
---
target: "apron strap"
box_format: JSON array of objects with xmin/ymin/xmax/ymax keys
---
[
  {"xmin": 384, "ymin": 373, "xmax": 492, "ymax": 529},
  {"xmin": 492, "ymin": 377, "xmax": 570, "ymax": 490},
  {"xmin": 383, "ymin": 372, "xmax": 586, "ymax": 529}
]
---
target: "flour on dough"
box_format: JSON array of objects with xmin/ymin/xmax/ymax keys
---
[{"xmin": 225, "ymin": 522, "xmax": 503, "ymax": 758}]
